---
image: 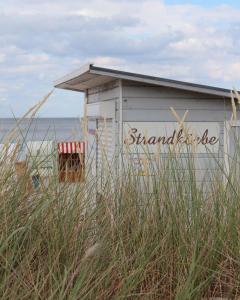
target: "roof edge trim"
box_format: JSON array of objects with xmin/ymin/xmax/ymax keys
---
[
  {"xmin": 54, "ymin": 62, "xmax": 93, "ymax": 87},
  {"xmin": 54, "ymin": 64, "xmax": 233, "ymax": 98}
]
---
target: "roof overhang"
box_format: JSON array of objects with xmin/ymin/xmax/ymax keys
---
[{"xmin": 54, "ymin": 63, "xmax": 232, "ymax": 98}]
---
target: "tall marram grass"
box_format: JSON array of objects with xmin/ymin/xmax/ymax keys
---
[
  {"xmin": 1, "ymin": 142, "xmax": 240, "ymax": 299},
  {"xmin": 1, "ymin": 96, "xmax": 240, "ymax": 299}
]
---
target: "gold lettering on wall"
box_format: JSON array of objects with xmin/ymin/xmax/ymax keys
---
[{"xmin": 124, "ymin": 128, "xmax": 219, "ymax": 146}]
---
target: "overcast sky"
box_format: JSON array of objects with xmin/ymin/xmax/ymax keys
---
[{"xmin": 0, "ymin": 0, "xmax": 240, "ymax": 117}]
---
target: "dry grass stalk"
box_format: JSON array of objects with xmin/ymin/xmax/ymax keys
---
[
  {"xmin": 231, "ymin": 91, "xmax": 237, "ymax": 121},
  {"xmin": 169, "ymin": 107, "xmax": 197, "ymax": 153},
  {"xmin": 233, "ymin": 88, "xmax": 240, "ymax": 105}
]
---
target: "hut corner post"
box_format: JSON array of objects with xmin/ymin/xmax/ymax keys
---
[{"xmin": 119, "ymin": 79, "xmax": 123, "ymax": 177}]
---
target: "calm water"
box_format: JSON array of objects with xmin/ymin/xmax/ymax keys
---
[{"xmin": 0, "ymin": 118, "xmax": 82, "ymax": 143}]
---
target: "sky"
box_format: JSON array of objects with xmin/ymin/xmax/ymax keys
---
[{"xmin": 0, "ymin": 0, "xmax": 240, "ymax": 117}]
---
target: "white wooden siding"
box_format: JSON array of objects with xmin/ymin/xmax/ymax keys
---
[
  {"xmin": 86, "ymin": 79, "xmax": 234, "ymax": 185},
  {"xmin": 123, "ymin": 110, "xmax": 232, "ymax": 122},
  {"xmin": 87, "ymin": 80, "xmax": 120, "ymax": 103},
  {"xmin": 122, "ymin": 83, "xmax": 225, "ymax": 99},
  {"xmin": 96, "ymin": 118, "xmax": 115, "ymax": 175},
  {"xmin": 87, "ymin": 80, "xmax": 119, "ymax": 184},
  {"xmin": 121, "ymin": 81, "xmax": 231, "ymax": 182}
]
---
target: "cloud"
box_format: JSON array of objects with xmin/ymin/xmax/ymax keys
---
[
  {"xmin": 0, "ymin": 53, "xmax": 6, "ymax": 63},
  {"xmin": 0, "ymin": 0, "xmax": 240, "ymax": 117},
  {"xmin": 92, "ymin": 56, "xmax": 125, "ymax": 66},
  {"xmin": 0, "ymin": 87, "xmax": 7, "ymax": 94},
  {"xmin": 20, "ymin": 53, "xmax": 50, "ymax": 63}
]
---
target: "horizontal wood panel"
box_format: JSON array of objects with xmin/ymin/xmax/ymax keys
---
[
  {"xmin": 122, "ymin": 85, "xmax": 224, "ymax": 99},
  {"xmin": 88, "ymin": 80, "xmax": 119, "ymax": 94},
  {"xmin": 123, "ymin": 109, "xmax": 233, "ymax": 122},
  {"xmin": 88, "ymin": 94, "xmax": 119, "ymax": 104},
  {"xmin": 123, "ymin": 154, "xmax": 223, "ymax": 170},
  {"xmin": 88, "ymin": 81, "xmax": 120, "ymax": 103},
  {"xmin": 123, "ymin": 97, "xmax": 231, "ymax": 111}
]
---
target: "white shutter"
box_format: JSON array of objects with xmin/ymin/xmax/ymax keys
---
[{"xmin": 96, "ymin": 118, "xmax": 115, "ymax": 176}]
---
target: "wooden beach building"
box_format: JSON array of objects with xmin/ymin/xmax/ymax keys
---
[{"xmin": 54, "ymin": 63, "xmax": 239, "ymax": 184}]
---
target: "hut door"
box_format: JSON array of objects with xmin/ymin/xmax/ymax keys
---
[
  {"xmin": 96, "ymin": 118, "xmax": 114, "ymax": 185},
  {"xmin": 224, "ymin": 121, "xmax": 240, "ymax": 179}
]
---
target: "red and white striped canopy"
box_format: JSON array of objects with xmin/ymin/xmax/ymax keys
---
[{"xmin": 58, "ymin": 142, "xmax": 85, "ymax": 154}]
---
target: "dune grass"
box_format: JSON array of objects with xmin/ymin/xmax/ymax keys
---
[
  {"xmin": 1, "ymin": 91, "xmax": 240, "ymax": 299},
  {"xmin": 0, "ymin": 138, "xmax": 240, "ymax": 300}
]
